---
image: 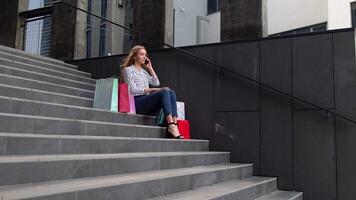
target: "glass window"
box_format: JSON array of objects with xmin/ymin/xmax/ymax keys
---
[
  {"xmin": 87, "ymin": 0, "xmax": 92, "ymax": 27},
  {"xmin": 86, "ymin": 30, "xmax": 92, "ymax": 58},
  {"xmin": 207, "ymin": 0, "xmax": 219, "ymax": 15},
  {"xmin": 351, "ymin": 2, "xmax": 356, "ymax": 27},
  {"xmin": 99, "ymin": 24, "xmax": 106, "ymax": 56},
  {"xmin": 312, "ymin": 23, "xmax": 327, "ymax": 32},
  {"xmin": 24, "ymin": 16, "xmax": 52, "ymax": 56},
  {"xmin": 43, "ymin": 0, "xmax": 52, "ymax": 6},
  {"xmin": 101, "ymin": 0, "xmax": 108, "ymax": 20},
  {"xmin": 27, "ymin": 0, "xmax": 52, "ymax": 10},
  {"xmin": 87, "ymin": 0, "xmax": 92, "ymax": 28},
  {"xmin": 269, "ymin": 23, "xmax": 327, "ymax": 37},
  {"xmin": 294, "ymin": 27, "xmax": 311, "ymax": 34}
]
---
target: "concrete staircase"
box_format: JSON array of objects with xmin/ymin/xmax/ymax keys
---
[{"xmin": 0, "ymin": 45, "xmax": 303, "ymax": 200}]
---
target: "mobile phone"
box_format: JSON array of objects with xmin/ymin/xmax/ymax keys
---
[{"xmin": 144, "ymin": 58, "xmax": 149, "ymax": 65}]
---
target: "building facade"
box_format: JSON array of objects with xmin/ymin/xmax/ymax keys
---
[
  {"xmin": 267, "ymin": 0, "xmax": 356, "ymax": 36},
  {"xmin": 0, "ymin": 0, "xmax": 266, "ymax": 60},
  {"xmin": 85, "ymin": 0, "xmax": 132, "ymax": 58}
]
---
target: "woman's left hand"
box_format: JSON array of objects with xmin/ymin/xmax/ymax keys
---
[
  {"xmin": 145, "ymin": 57, "xmax": 153, "ymax": 69},
  {"xmin": 145, "ymin": 57, "xmax": 158, "ymax": 78},
  {"xmin": 161, "ymin": 87, "xmax": 170, "ymax": 91}
]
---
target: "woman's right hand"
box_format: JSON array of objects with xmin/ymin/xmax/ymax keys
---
[
  {"xmin": 145, "ymin": 87, "xmax": 170, "ymax": 93},
  {"xmin": 145, "ymin": 88, "xmax": 160, "ymax": 93},
  {"xmin": 152, "ymin": 88, "xmax": 162, "ymax": 92}
]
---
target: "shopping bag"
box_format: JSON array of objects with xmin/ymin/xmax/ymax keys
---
[
  {"xmin": 118, "ymin": 83, "xmax": 129, "ymax": 113},
  {"xmin": 177, "ymin": 101, "xmax": 185, "ymax": 120},
  {"xmin": 128, "ymin": 94, "xmax": 136, "ymax": 114},
  {"xmin": 177, "ymin": 120, "xmax": 190, "ymax": 139},
  {"xmin": 156, "ymin": 101, "xmax": 185, "ymax": 126},
  {"xmin": 156, "ymin": 109, "xmax": 166, "ymax": 127},
  {"xmin": 93, "ymin": 78, "xmax": 118, "ymax": 112},
  {"xmin": 118, "ymin": 83, "xmax": 136, "ymax": 114}
]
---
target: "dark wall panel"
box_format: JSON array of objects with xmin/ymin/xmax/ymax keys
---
[
  {"xmin": 75, "ymin": 55, "xmax": 124, "ymax": 79},
  {"xmin": 336, "ymin": 117, "xmax": 356, "ymax": 200},
  {"xmin": 334, "ymin": 31, "xmax": 356, "ymax": 120},
  {"xmin": 292, "ymin": 34, "xmax": 334, "ymax": 110},
  {"xmin": 214, "ymin": 71, "xmax": 259, "ymax": 111},
  {"xmin": 177, "ymin": 47, "xmax": 214, "ymax": 140},
  {"xmin": 148, "ymin": 51, "xmax": 179, "ymax": 92},
  {"xmin": 259, "ymin": 38, "xmax": 294, "ymax": 190},
  {"xmin": 214, "ymin": 42, "xmax": 260, "ymax": 111},
  {"xmin": 334, "ymin": 31, "xmax": 356, "ymax": 200},
  {"xmin": 260, "ymin": 38, "xmax": 292, "ymax": 94},
  {"xmin": 215, "ymin": 42, "xmax": 260, "ymax": 79},
  {"xmin": 182, "ymin": 45, "xmax": 215, "ymax": 63},
  {"xmin": 213, "ymin": 112, "xmax": 260, "ymax": 173},
  {"xmin": 294, "ymin": 110, "xmax": 337, "ymax": 200},
  {"xmin": 260, "ymin": 88, "xmax": 293, "ymax": 190}
]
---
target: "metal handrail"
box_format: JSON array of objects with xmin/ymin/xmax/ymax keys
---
[{"xmin": 49, "ymin": 0, "xmax": 356, "ymax": 124}]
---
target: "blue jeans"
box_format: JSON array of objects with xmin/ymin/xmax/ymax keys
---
[{"xmin": 134, "ymin": 90, "xmax": 178, "ymax": 117}]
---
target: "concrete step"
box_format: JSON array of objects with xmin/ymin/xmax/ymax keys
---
[
  {"xmin": 0, "ymin": 45, "xmax": 89, "ymax": 77},
  {"xmin": 0, "ymin": 113, "xmax": 164, "ymax": 138},
  {"xmin": 0, "ymin": 45, "xmax": 76, "ymax": 67},
  {"xmin": 0, "ymin": 83, "xmax": 93, "ymax": 107},
  {"xmin": 0, "ymin": 163, "xmax": 251, "ymax": 200},
  {"xmin": 0, "ymin": 151, "xmax": 230, "ymax": 186},
  {"xmin": 0, "ymin": 96, "xmax": 156, "ymax": 126},
  {"xmin": 0, "ymin": 64, "xmax": 95, "ymax": 91},
  {"xmin": 0, "ymin": 133, "xmax": 209, "ymax": 155},
  {"xmin": 0, "ymin": 57, "xmax": 95, "ymax": 84},
  {"xmin": 255, "ymin": 191, "xmax": 303, "ymax": 200},
  {"xmin": 0, "ymin": 73, "xmax": 94, "ymax": 98},
  {"xmin": 149, "ymin": 176, "xmax": 277, "ymax": 200}
]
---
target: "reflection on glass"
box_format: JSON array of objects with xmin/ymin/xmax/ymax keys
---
[
  {"xmin": 351, "ymin": 2, "xmax": 356, "ymax": 27},
  {"xmin": 27, "ymin": 0, "xmax": 52, "ymax": 10},
  {"xmin": 270, "ymin": 23, "xmax": 327, "ymax": 37},
  {"xmin": 99, "ymin": 24, "xmax": 107, "ymax": 56},
  {"xmin": 24, "ymin": 16, "xmax": 52, "ymax": 56}
]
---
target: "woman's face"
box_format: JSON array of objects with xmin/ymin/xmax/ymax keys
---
[{"xmin": 135, "ymin": 48, "xmax": 147, "ymax": 65}]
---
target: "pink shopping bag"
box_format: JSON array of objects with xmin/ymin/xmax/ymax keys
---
[
  {"xmin": 128, "ymin": 94, "xmax": 136, "ymax": 114},
  {"xmin": 118, "ymin": 83, "xmax": 136, "ymax": 114}
]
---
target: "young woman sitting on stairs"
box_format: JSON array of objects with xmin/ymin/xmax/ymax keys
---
[{"xmin": 121, "ymin": 45, "xmax": 184, "ymax": 139}]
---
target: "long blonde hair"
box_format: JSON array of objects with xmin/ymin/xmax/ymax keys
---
[{"xmin": 120, "ymin": 45, "xmax": 146, "ymax": 82}]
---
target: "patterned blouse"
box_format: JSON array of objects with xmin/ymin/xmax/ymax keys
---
[{"xmin": 122, "ymin": 65, "xmax": 160, "ymax": 96}]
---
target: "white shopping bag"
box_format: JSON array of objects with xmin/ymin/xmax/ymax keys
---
[
  {"xmin": 177, "ymin": 101, "xmax": 185, "ymax": 120},
  {"xmin": 93, "ymin": 78, "xmax": 118, "ymax": 112}
]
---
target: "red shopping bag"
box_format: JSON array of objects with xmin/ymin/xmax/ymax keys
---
[
  {"xmin": 118, "ymin": 83, "xmax": 136, "ymax": 113},
  {"xmin": 177, "ymin": 120, "xmax": 191, "ymax": 139}
]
